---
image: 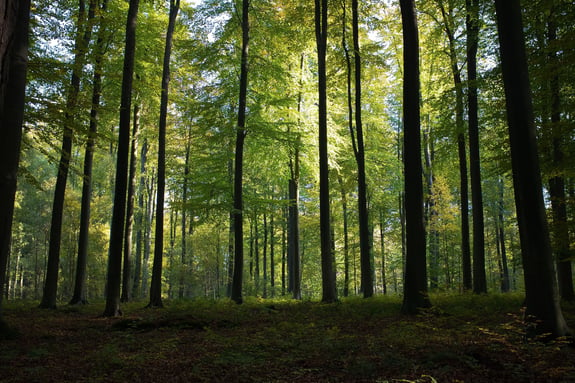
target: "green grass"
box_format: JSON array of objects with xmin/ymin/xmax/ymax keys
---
[{"xmin": 0, "ymin": 294, "xmax": 573, "ymax": 382}]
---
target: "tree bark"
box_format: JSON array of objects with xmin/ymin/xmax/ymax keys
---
[
  {"xmin": 103, "ymin": 0, "xmax": 139, "ymax": 317},
  {"xmin": 70, "ymin": 0, "xmax": 105, "ymax": 306},
  {"xmin": 546, "ymin": 7, "xmax": 574, "ymax": 301},
  {"xmin": 400, "ymin": 0, "xmax": 431, "ymax": 314},
  {"xmin": 0, "ymin": 0, "xmax": 30, "ymax": 326},
  {"xmin": 315, "ymin": 0, "xmax": 337, "ymax": 303},
  {"xmin": 494, "ymin": 0, "xmax": 570, "ymax": 338},
  {"xmin": 121, "ymin": 102, "xmax": 139, "ymax": 303},
  {"xmin": 148, "ymin": 0, "xmax": 180, "ymax": 309},
  {"xmin": 41, "ymin": 0, "xmax": 93, "ymax": 309},
  {"xmin": 231, "ymin": 0, "xmax": 250, "ymax": 304}
]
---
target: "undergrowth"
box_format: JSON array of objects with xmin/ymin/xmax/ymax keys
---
[{"xmin": 0, "ymin": 293, "xmax": 573, "ymax": 382}]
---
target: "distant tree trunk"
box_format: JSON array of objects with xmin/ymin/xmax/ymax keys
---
[
  {"xmin": 121, "ymin": 102, "xmax": 139, "ymax": 303},
  {"xmin": 102, "ymin": 0, "xmax": 139, "ymax": 317},
  {"xmin": 437, "ymin": 0, "xmax": 474, "ymax": 294},
  {"xmin": 423, "ymin": 126, "xmax": 439, "ymax": 290},
  {"xmin": 496, "ymin": 178, "xmax": 510, "ymax": 292},
  {"xmin": 40, "ymin": 0, "xmax": 93, "ymax": 309},
  {"xmin": 132, "ymin": 138, "xmax": 148, "ymax": 298},
  {"xmin": 269, "ymin": 213, "xmax": 275, "ymax": 297},
  {"xmin": 546, "ymin": 9, "xmax": 574, "ymax": 301},
  {"xmin": 226, "ymin": 158, "xmax": 234, "ymax": 298},
  {"xmin": 148, "ymin": 0, "xmax": 179, "ymax": 309},
  {"xmin": 231, "ymin": 0, "xmax": 250, "ymax": 304},
  {"xmin": 315, "ymin": 0, "xmax": 337, "ymax": 303},
  {"xmin": 338, "ymin": 175, "xmax": 350, "ymax": 297},
  {"xmin": 494, "ymin": 0, "xmax": 570, "ymax": 338},
  {"xmin": 0, "ymin": 0, "xmax": 30, "ymax": 328},
  {"xmin": 263, "ymin": 213, "xmax": 268, "ymax": 298},
  {"xmin": 179, "ymin": 131, "xmax": 191, "ymax": 299},
  {"xmin": 379, "ymin": 209, "xmax": 387, "ymax": 295},
  {"xmin": 70, "ymin": 0, "xmax": 104, "ymax": 306},
  {"xmin": 400, "ymin": 0, "xmax": 431, "ymax": 314}
]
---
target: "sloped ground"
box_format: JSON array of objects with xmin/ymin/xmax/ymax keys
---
[{"xmin": 1, "ymin": 294, "xmax": 573, "ymax": 382}]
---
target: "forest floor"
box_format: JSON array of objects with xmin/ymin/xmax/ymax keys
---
[{"xmin": 0, "ymin": 294, "xmax": 574, "ymax": 382}]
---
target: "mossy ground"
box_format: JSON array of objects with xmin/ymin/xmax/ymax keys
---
[{"xmin": 0, "ymin": 293, "xmax": 573, "ymax": 382}]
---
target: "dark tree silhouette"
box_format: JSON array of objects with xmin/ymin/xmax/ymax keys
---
[
  {"xmin": 148, "ymin": 0, "xmax": 180, "ymax": 309},
  {"xmin": 103, "ymin": 0, "xmax": 140, "ymax": 317},
  {"xmin": 494, "ymin": 0, "xmax": 570, "ymax": 338},
  {"xmin": 0, "ymin": 0, "xmax": 30, "ymax": 329},
  {"xmin": 70, "ymin": 0, "xmax": 106, "ymax": 306},
  {"xmin": 316, "ymin": 0, "xmax": 337, "ymax": 303},
  {"xmin": 400, "ymin": 0, "xmax": 431, "ymax": 314},
  {"xmin": 40, "ymin": 0, "xmax": 94, "ymax": 309},
  {"xmin": 231, "ymin": 0, "xmax": 250, "ymax": 304}
]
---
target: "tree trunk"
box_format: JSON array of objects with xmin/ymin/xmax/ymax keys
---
[
  {"xmin": 466, "ymin": 0, "xmax": 486, "ymax": 295},
  {"xmin": 0, "ymin": 0, "xmax": 30, "ymax": 328},
  {"xmin": 546, "ymin": 8, "xmax": 574, "ymax": 301},
  {"xmin": 315, "ymin": 0, "xmax": 337, "ymax": 303},
  {"xmin": 494, "ymin": 0, "xmax": 570, "ymax": 338},
  {"xmin": 132, "ymin": 138, "xmax": 148, "ymax": 298},
  {"xmin": 103, "ymin": 0, "xmax": 140, "ymax": 317},
  {"xmin": 400, "ymin": 0, "xmax": 430, "ymax": 314},
  {"xmin": 121, "ymin": 102, "xmax": 139, "ymax": 303},
  {"xmin": 40, "ymin": 0, "xmax": 92, "ymax": 309},
  {"xmin": 231, "ymin": 0, "xmax": 250, "ymax": 304},
  {"xmin": 338, "ymin": 175, "xmax": 350, "ymax": 297},
  {"xmin": 148, "ymin": 0, "xmax": 180, "ymax": 309},
  {"xmin": 70, "ymin": 0, "xmax": 104, "ymax": 306}
]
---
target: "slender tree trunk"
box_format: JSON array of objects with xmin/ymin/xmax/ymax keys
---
[
  {"xmin": 0, "ymin": 0, "xmax": 30, "ymax": 329},
  {"xmin": 41, "ymin": 0, "xmax": 92, "ymax": 309},
  {"xmin": 148, "ymin": 0, "xmax": 180, "ymax": 308},
  {"xmin": 231, "ymin": 0, "xmax": 250, "ymax": 304},
  {"xmin": 315, "ymin": 0, "xmax": 337, "ymax": 303},
  {"xmin": 132, "ymin": 138, "xmax": 147, "ymax": 298},
  {"xmin": 180, "ymin": 133, "xmax": 191, "ymax": 299},
  {"xmin": 496, "ymin": 178, "xmax": 510, "ymax": 292},
  {"xmin": 270, "ymin": 213, "xmax": 275, "ymax": 297},
  {"xmin": 437, "ymin": 0, "xmax": 475, "ymax": 294},
  {"xmin": 400, "ymin": 0, "xmax": 430, "ymax": 314},
  {"xmin": 103, "ymin": 0, "xmax": 139, "ymax": 317},
  {"xmin": 494, "ymin": 0, "xmax": 570, "ymax": 338},
  {"xmin": 379, "ymin": 209, "xmax": 386, "ymax": 295},
  {"xmin": 466, "ymin": 0, "xmax": 486, "ymax": 294},
  {"xmin": 338, "ymin": 175, "xmax": 350, "ymax": 297},
  {"xmin": 121, "ymin": 102, "xmax": 139, "ymax": 303},
  {"xmin": 70, "ymin": 0, "xmax": 105, "ymax": 306},
  {"xmin": 546, "ymin": 8, "xmax": 574, "ymax": 301},
  {"xmin": 423, "ymin": 126, "xmax": 439, "ymax": 290}
]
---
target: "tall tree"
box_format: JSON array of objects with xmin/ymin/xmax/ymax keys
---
[
  {"xmin": 70, "ymin": 0, "xmax": 106, "ymax": 306},
  {"xmin": 315, "ymin": 0, "xmax": 337, "ymax": 303},
  {"xmin": 400, "ymin": 0, "xmax": 431, "ymax": 314},
  {"xmin": 494, "ymin": 0, "xmax": 570, "ymax": 338},
  {"xmin": 103, "ymin": 0, "xmax": 140, "ymax": 317},
  {"xmin": 465, "ymin": 0, "xmax": 486, "ymax": 294},
  {"xmin": 148, "ymin": 0, "xmax": 180, "ymax": 308},
  {"xmin": 230, "ymin": 0, "xmax": 250, "ymax": 304},
  {"xmin": 0, "ymin": 0, "xmax": 30, "ymax": 330},
  {"xmin": 546, "ymin": 4, "xmax": 574, "ymax": 301},
  {"xmin": 40, "ymin": 0, "xmax": 94, "ymax": 309},
  {"xmin": 121, "ymin": 102, "xmax": 139, "ymax": 303},
  {"xmin": 436, "ymin": 0, "xmax": 474, "ymax": 294}
]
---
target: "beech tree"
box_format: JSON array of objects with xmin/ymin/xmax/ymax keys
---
[
  {"xmin": 494, "ymin": 0, "xmax": 570, "ymax": 338},
  {"xmin": 400, "ymin": 0, "xmax": 431, "ymax": 314},
  {"xmin": 103, "ymin": 0, "xmax": 140, "ymax": 317},
  {"xmin": 231, "ymin": 0, "xmax": 250, "ymax": 304},
  {"xmin": 0, "ymin": 0, "xmax": 30, "ymax": 330}
]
